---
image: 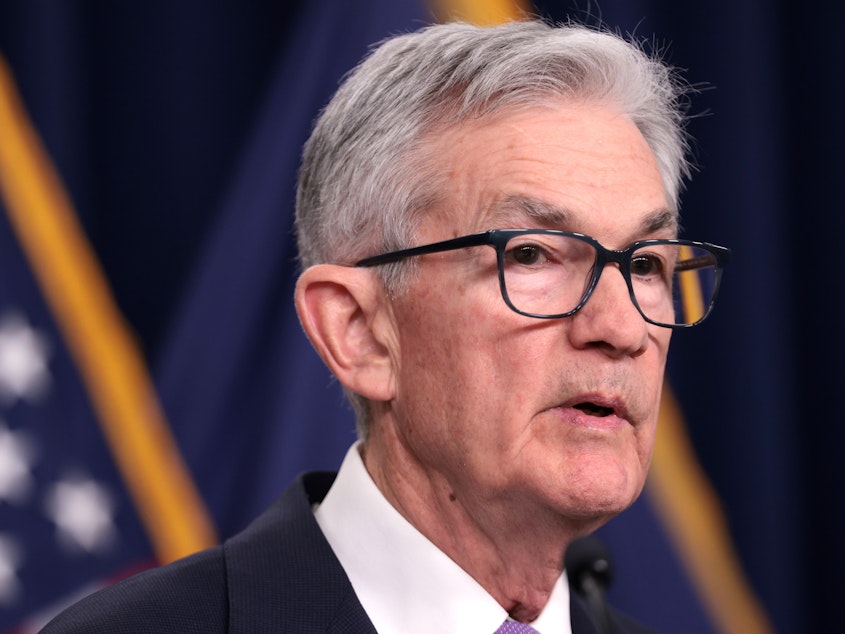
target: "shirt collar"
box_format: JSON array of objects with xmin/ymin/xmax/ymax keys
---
[{"xmin": 314, "ymin": 443, "xmax": 571, "ymax": 634}]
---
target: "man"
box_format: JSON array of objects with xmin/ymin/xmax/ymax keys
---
[{"xmin": 43, "ymin": 19, "xmax": 729, "ymax": 633}]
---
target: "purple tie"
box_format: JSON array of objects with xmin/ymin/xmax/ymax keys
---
[{"xmin": 495, "ymin": 620, "xmax": 541, "ymax": 633}]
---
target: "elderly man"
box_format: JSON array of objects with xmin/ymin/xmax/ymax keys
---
[{"xmin": 43, "ymin": 19, "xmax": 729, "ymax": 634}]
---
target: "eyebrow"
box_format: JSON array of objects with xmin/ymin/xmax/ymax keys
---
[{"xmin": 486, "ymin": 194, "xmax": 679, "ymax": 237}]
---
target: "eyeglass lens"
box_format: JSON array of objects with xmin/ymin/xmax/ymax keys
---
[{"xmin": 499, "ymin": 234, "xmax": 719, "ymax": 326}]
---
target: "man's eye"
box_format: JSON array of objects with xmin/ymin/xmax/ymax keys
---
[
  {"xmin": 631, "ymin": 254, "xmax": 663, "ymax": 277},
  {"xmin": 509, "ymin": 244, "xmax": 544, "ymax": 265}
]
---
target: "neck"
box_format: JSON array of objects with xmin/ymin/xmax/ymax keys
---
[{"xmin": 361, "ymin": 423, "xmax": 597, "ymax": 622}]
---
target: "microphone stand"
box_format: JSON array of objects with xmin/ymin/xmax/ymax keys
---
[{"xmin": 564, "ymin": 535, "xmax": 614, "ymax": 634}]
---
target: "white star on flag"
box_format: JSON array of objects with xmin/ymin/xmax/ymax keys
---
[
  {"xmin": 0, "ymin": 422, "xmax": 36, "ymax": 504},
  {"xmin": 44, "ymin": 475, "xmax": 118, "ymax": 554},
  {"xmin": 0, "ymin": 311, "xmax": 50, "ymax": 404}
]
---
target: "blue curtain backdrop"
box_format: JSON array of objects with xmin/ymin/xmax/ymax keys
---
[{"xmin": 0, "ymin": 1, "xmax": 836, "ymax": 632}]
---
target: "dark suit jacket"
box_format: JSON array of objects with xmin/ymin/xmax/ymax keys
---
[{"xmin": 41, "ymin": 472, "xmax": 653, "ymax": 633}]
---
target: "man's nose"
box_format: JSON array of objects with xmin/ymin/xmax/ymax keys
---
[{"xmin": 566, "ymin": 264, "xmax": 650, "ymax": 358}]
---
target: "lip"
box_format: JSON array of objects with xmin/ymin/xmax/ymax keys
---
[{"xmin": 549, "ymin": 394, "xmax": 633, "ymax": 431}]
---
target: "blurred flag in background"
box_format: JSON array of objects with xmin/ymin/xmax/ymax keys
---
[{"xmin": 0, "ymin": 57, "xmax": 214, "ymax": 632}]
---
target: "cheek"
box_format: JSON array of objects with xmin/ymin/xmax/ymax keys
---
[
  {"xmin": 400, "ymin": 266, "xmax": 513, "ymax": 373},
  {"xmin": 396, "ymin": 313, "xmax": 496, "ymax": 420},
  {"xmin": 636, "ymin": 419, "xmax": 658, "ymax": 475},
  {"xmin": 391, "ymin": 289, "xmax": 531, "ymax": 447}
]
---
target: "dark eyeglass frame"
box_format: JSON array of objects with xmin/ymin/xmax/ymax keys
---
[{"xmin": 355, "ymin": 229, "xmax": 731, "ymax": 329}]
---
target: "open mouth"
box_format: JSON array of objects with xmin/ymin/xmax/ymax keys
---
[{"xmin": 573, "ymin": 402, "xmax": 615, "ymax": 417}]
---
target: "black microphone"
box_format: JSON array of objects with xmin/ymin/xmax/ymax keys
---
[{"xmin": 564, "ymin": 535, "xmax": 614, "ymax": 634}]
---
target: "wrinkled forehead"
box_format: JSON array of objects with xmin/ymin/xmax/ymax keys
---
[
  {"xmin": 483, "ymin": 195, "xmax": 679, "ymax": 236},
  {"xmin": 412, "ymin": 100, "xmax": 674, "ymax": 243}
]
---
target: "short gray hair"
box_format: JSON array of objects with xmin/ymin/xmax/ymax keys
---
[{"xmin": 295, "ymin": 19, "xmax": 693, "ymax": 433}]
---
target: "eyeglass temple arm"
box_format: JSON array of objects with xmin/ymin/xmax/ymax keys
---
[
  {"xmin": 674, "ymin": 246, "xmax": 731, "ymax": 273},
  {"xmin": 675, "ymin": 254, "xmax": 717, "ymax": 272},
  {"xmin": 355, "ymin": 232, "xmax": 493, "ymax": 267}
]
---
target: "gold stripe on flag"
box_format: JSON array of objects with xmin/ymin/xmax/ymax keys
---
[
  {"xmin": 650, "ymin": 386, "xmax": 773, "ymax": 633},
  {"xmin": 433, "ymin": 0, "xmax": 530, "ymax": 25},
  {"xmin": 0, "ymin": 57, "xmax": 217, "ymax": 563},
  {"xmin": 679, "ymin": 244, "xmax": 706, "ymax": 323}
]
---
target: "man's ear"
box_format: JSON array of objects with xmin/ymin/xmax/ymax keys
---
[{"xmin": 294, "ymin": 264, "xmax": 395, "ymax": 402}]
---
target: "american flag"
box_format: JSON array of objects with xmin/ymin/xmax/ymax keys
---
[
  {"xmin": 0, "ymin": 199, "xmax": 157, "ymax": 632},
  {"xmin": 0, "ymin": 57, "xmax": 214, "ymax": 633}
]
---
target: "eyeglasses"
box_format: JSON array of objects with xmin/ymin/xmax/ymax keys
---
[{"xmin": 356, "ymin": 229, "xmax": 731, "ymax": 328}]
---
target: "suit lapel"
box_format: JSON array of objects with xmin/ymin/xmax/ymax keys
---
[{"xmin": 223, "ymin": 472, "xmax": 377, "ymax": 633}]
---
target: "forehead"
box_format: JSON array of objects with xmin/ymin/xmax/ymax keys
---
[{"xmin": 421, "ymin": 100, "xmax": 674, "ymax": 242}]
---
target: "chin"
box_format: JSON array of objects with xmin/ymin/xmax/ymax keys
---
[
  {"xmin": 576, "ymin": 490, "xmax": 638, "ymax": 518},
  {"xmin": 553, "ymin": 492, "xmax": 638, "ymax": 533},
  {"xmin": 556, "ymin": 461, "xmax": 645, "ymax": 522}
]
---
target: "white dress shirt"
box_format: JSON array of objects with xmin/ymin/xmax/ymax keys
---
[{"xmin": 315, "ymin": 443, "xmax": 572, "ymax": 634}]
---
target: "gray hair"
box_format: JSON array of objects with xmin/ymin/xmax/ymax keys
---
[{"xmin": 295, "ymin": 19, "xmax": 693, "ymax": 434}]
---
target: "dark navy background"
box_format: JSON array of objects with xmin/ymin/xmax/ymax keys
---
[{"xmin": 2, "ymin": 1, "xmax": 835, "ymax": 631}]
